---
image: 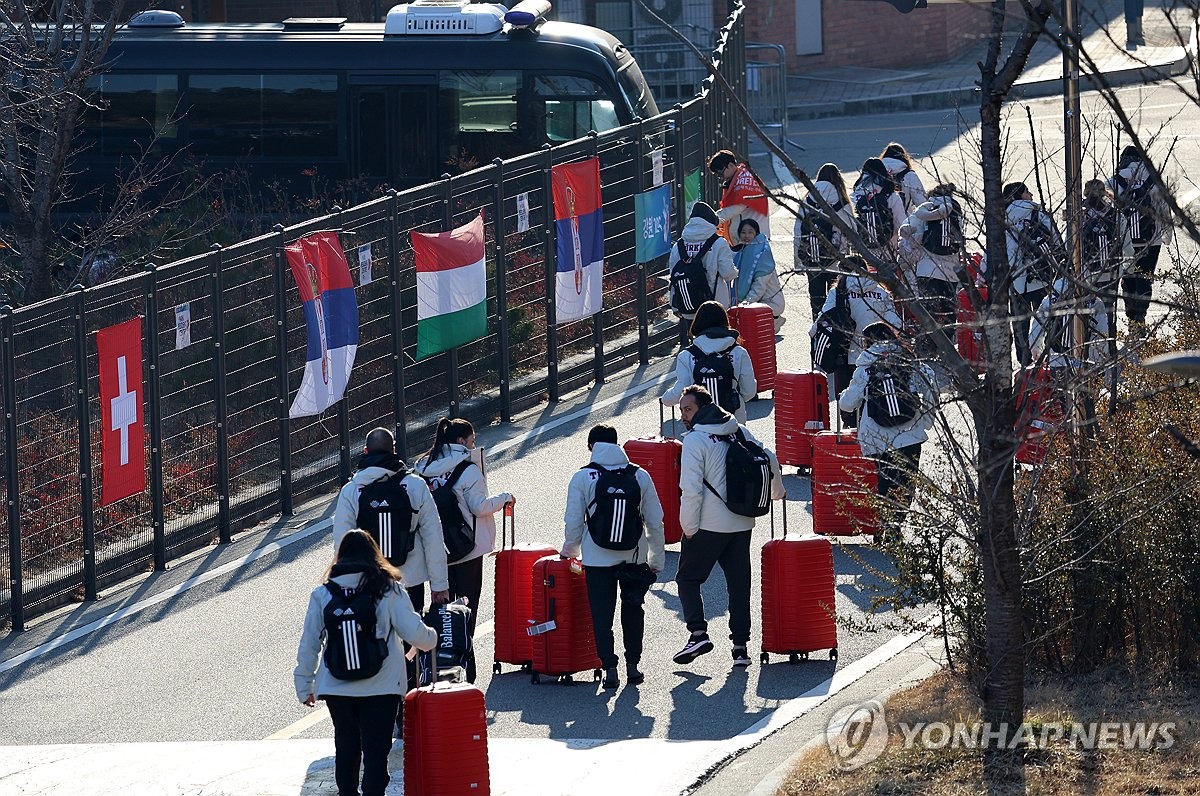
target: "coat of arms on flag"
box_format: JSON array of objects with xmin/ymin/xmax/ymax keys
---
[
  {"xmin": 286, "ymin": 231, "xmax": 359, "ymax": 418},
  {"xmin": 97, "ymin": 317, "xmax": 146, "ymax": 505},
  {"xmin": 552, "ymin": 158, "xmax": 604, "ymax": 324},
  {"xmin": 411, "ymin": 212, "xmax": 488, "ymax": 360}
]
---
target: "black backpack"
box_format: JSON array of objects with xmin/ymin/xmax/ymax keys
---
[
  {"xmin": 865, "ymin": 348, "xmax": 922, "ymax": 428},
  {"xmin": 812, "ymin": 278, "xmax": 852, "ymax": 373},
  {"xmin": 704, "ymin": 429, "xmax": 773, "ymax": 517},
  {"xmin": 1046, "ymin": 302, "xmax": 1097, "ymax": 356},
  {"xmin": 891, "ymin": 165, "xmax": 913, "ymax": 207},
  {"xmin": 322, "ymin": 583, "xmax": 389, "ymax": 681},
  {"xmin": 688, "ymin": 344, "xmax": 741, "ymax": 414},
  {"xmin": 855, "ymin": 188, "xmax": 895, "ymax": 248},
  {"xmin": 1081, "ymin": 206, "xmax": 1119, "ymax": 276},
  {"xmin": 669, "ymin": 234, "xmax": 720, "ymax": 313},
  {"xmin": 921, "ymin": 199, "xmax": 964, "ymax": 256},
  {"xmin": 417, "ymin": 601, "xmax": 475, "ymax": 685},
  {"xmin": 1116, "ymin": 173, "xmax": 1158, "ymax": 244},
  {"xmin": 796, "ymin": 195, "xmax": 845, "ymax": 269},
  {"xmin": 424, "ymin": 459, "xmax": 476, "ymax": 565},
  {"xmin": 1015, "ymin": 207, "xmax": 1064, "ymax": 285},
  {"xmin": 583, "ymin": 463, "xmax": 644, "ymax": 550},
  {"xmin": 356, "ymin": 471, "xmax": 418, "ymax": 566}
]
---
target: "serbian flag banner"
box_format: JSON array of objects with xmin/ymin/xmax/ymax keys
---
[
  {"xmin": 97, "ymin": 317, "xmax": 146, "ymax": 506},
  {"xmin": 286, "ymin": 231, "xmax": 359, "ymax": 418},
  {"xmin": 412, "ymin": 212, "xmax": 488, "ymax": 360},
  {"xmin": 552, "ymin": 158, "xmax": 604, "ymax": 324}
]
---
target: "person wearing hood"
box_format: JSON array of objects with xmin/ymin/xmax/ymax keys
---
[
  {"xmin": 560, "ymin": 424, "xmax": 666, "ymax": 689},
  {"xmin": 852, "ymin": 157, "xmax": 908, "ymax": 264},
  {"xmin": 733, "ymin": 219, "xmax": 786, "ymax": 331},
  {"xmin": 1029, "ymin": 277, "xmax": 1111, "ymax": 375},
  {"xmin": 836, "ymin": 324, "xmax": 938, "ymax": 542},
  {"xmin": 672, "ymin": 385, "xmax": 783, "ymax": 669},
  {"xmin": 879, "ymin": 142, "xmax": 928, "ymax": 212},
  {"xmin": 795, "ymin": 163, "xmax": 856, "ymax": 320},
  {"xmin": 415, "ymin": 417, "xmax": 514, "ymax": 642},
  {"xmin": 1004, "ymin": 181, "xmax": 1063, "ymax": 367},
  {"xmin": 1080, "ymin": 178, "xmax": 1132, "ymax": 345},
  {"xmin": 668, "ymin": 201, "xmax": 737, "ymax": 345},
  {"xmin": 663, "ymin": 301, "xmax": 757, "ymax": 423},
  {"xmin": 334, "ymin": 428, "xmax": 450, "ymax": 610},
  {"xmin": 295, "ymin": 530, "xmax": 438, "ymax": 796},
  {"xmin": 900, "ymin": 183, "xmax": 965, "ymax": 352},
  {"xmin": 1108, "ymin": 146, "xmax": 1173, "ymax": 332},
  {"xmin": 709, "ymin": 148, "xmax": 770, "ymax": 241}
]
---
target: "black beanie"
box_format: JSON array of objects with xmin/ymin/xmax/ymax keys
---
[{"xmin": 690, "ymin": 201, "xmax": 719, "ymax": 226}]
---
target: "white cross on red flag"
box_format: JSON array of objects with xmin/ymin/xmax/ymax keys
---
[{"xmin": 97, "ymin": 317, "xmax": 146, "ymax": 505}]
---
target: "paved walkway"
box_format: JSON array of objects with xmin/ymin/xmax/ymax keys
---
[{"xmin": 785, "ymin": 0, "xmax": 1197, "ymax": 119}]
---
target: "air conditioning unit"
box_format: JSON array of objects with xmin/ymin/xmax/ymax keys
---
[{"xmin": 630, "ymin": 0, "xmax": 710, "ymax": 104}]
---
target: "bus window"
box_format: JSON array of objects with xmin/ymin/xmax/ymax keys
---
[
  {"xmin": 534, "ymin": 75, "xmax": 621, "ymax": 142},
  {"xmin": 188, "ymin": 74, "xmax": 338, "ymax": 158},
  {"xmin": 82, "ymin": 74, "xmax": 179, "ymax": 158},
  {"xmin": 440, "ymin": 71, "xmax": 522, "ymax": 170}
]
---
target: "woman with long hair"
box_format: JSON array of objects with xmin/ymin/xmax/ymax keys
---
[
  {"xmin": 662, "ymin": 300, "xmax": 757, "ymax": 423},
  {"xmin": 1081, "ymin": 178, "xmax": 1130, "ymax": 325},
  {"xmin": 794, "ymin": 162, "xmax": 855, "ymax": 321},
  {"xmin": 879, "ymin": 141, "xmax": 927, "ymax": 211},
  {"xmin": 415, "ymin": 417, "xmax": 514, "ymax": 648},
  {"xmin": 852, "ymin": 157, "xmax": 908, "ymax": 263},
  {"xmin": 295, "ymin": 530, "xmax": 437, "ymax": 796}
]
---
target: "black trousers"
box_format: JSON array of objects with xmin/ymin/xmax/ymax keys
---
[
  {"xmin": 325, "ymin": 693, "xmax": 402, "ymax": 796},
  {"xmin": 676, "ymin": 529, "xmax": 752, "ymax": 645},
  {"xmin": 1011, "ymin": 287, "xmax": 1047, "ymax": 367},
  {"xmin": 873, "ymin": 443, "xmax": 922, "ymax": 533},
  {"xmin": 677, "ymin": 316, "xmax": 693, "ymax": 347},
  {"xmin": 807, "ymin": 270, "xmax": 837, "ymax": 322},
  {"xmin": 448, "ymin": 554, "xmax": 484, "ymax": 637},
  {"xmin": 584, "ymin": 564, "xmax": 650, "ymax": 669},
  {"xmin": 830, "ymin": 361, "xmax": 856, "ymax": 429},
  {"xmin": 916, "ymin": 276, "xmax": 956, "ymax": 350},
  {"xmin": 1122, "ymin": 243, "xmax": 1161, "ymax": 323}
]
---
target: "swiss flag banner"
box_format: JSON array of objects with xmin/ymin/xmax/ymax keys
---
[{"xmin": 97, "ymin": 317, "xmax": 146, "ymax": 505}]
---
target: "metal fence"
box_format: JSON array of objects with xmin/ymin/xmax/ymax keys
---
[{"xmin": 0, "ymin": 6, "xmax": 748, "ymax": 632}]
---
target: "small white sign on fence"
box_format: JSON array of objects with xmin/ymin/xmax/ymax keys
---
[
  {"xmin": 358, "ymin": 243, "xmax": 373, "ymax": 286},
  {"xmin": 652, "ymin": 150, "xmax": 664, "ymax": 186},
  {"xmin": 175, "ymin": 303, "xmax": 192, "ymax": 350},
  {"xmin": 516, "ymin": 192, "xmax": 531, "ymax": 233}
]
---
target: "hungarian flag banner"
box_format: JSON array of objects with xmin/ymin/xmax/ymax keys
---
[
  {"xmin": 412, "ymin": 212, "xmax": 488, "ymax": 360},
  {"xmin": 286, "ymin": 231, "xmax": 359, "ymax": 418},
  {"xmin": 97, "ymin": 317, "xmax": 146, "ymax": 506},
  {"xmin": 552, "ymin": 158, "xmax": 604, "ymax": 324}
]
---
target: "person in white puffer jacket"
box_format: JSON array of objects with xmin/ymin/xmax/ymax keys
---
[
  {"xmin": 1028, "ymin": 278, "xmax": 1111, "ymax": 373},
  {"xmin": 852, "ymin": 158, "xmax": 908, "ymax": 265},
  {"xmin": 900, "ymin": 183, "xmax": 965, "ymax": 352},
  {"xmin": 794, "ymin": 163, "xmax": 856, "ymax": 320},
  {"xmin": 1004, "ymin": 181, "xmax": 1063, "ymax": 366},
  {"xmin": 880, "ymin": 142, "xmax": 928, "ymax": 212},
  {"xmin": 1107, "ymin": 146, "xmax": 1174, "ymax": 330},
  {"xmin": 672, "ymin": 385, "xmax": 783, "ymax": 670},
  {"xmin": 668, "ymin": 201, "xmax": 737, "ymax": 346},
  {"xmin": 415, "ymin": 417, "xmax": 514, "ymax": 643},
  {"xmin": 663, "ymin": 301, "xmax": 757, "ymax": 424},
  {"xmin": 561, "ymin": 425, "xmax": 665, "ymax": 689}
]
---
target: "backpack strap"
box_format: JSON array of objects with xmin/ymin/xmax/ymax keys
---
[
  {"xmin": 700, "ymin": 432, "xmax": 736, "ymax": 502},
  {"xmin": 443, "ymin": 459, "xmax": 474, "ymax": 490}
]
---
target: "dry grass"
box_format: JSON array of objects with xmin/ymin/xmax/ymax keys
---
[{"xmin": 782, "ymin": 666, "xmax": 1200, "ymax": 795}]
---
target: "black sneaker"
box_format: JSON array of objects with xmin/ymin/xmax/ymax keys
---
[
  {"xmin": 602, "ymin": 667, "xmax": 619, "ymax": 689},
  {"xmin": 673, "ymin": 634, "xmax": 714, "ymax": 665},
  {"xmin": 732, "ymin": 647, "xmax": 752, "ymax": 667},
  {"xmin": 626, "ymin": 663, "xmax": 645, "ymax": 685}
]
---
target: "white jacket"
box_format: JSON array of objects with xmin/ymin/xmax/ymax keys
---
[
  {"xmin": 900, "ymin": 195, "xmax": 963, "ymax": 283},
  {"xmin": 1005, "ymin": 199, "xmax": 1061, "ymax": 294},
  {"xmin": 811, "ymin": 273, "xmax": 903, "ymax": 363},
  {"xmin": 851, "ymin": 177, "xmax": 908, "ymax": 254},
  {"xmin": 669, "ymin": 216, "xmax": 737, "ymax": 318},
  {"xmin": 837, "ymin": 342, "xmax": 938, "ymax": 457},
  {"xmin": 881, "ymin": 156, "xmax": 928, "ymax": 211},
  {"xmin": 294, "ymin": 573, "xmax": 437, "ymax": 701},
  {"xmin": 333, "ymin": 466, "xmax": 450, "ymax": 593},
  {"xmin": 679, "ymin": 404, "xmax": 784, "ymax": 535},
  {"xmin": 415, "ymin": 444, "xmax": 512, "ymax": 565},
  {"xmin": 793, "ymin": 181, "xmax": 855, "ymax": 270},
  {"xmin": 1029, "ymin": 279, "xmax": 1112, "ymax": 370},
  {"xmin": 560, "ymin": 442, "xmax": 666, "ymax": 571},
  {"xmin": 1109, "ymin": 159, "xmax": 1174, "ymax": 247},
  {"xmin": 662, "ymin": 330, "xmax": 757, "ymax": 424}
]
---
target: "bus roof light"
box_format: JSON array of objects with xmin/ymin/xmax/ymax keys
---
[
  {"xmin": 128, "ymin": 10, "xmax": 185, "ymax": 28},
  {"xmin": 504, "ymin": 0, "xmax": 552, "ymax": 29},
  {"xmin": 384, "ymin": 0, "xmax": 506, "ymax": 36}
]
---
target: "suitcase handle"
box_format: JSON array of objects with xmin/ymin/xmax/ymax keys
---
[
  {"xmin": 659, "ymin": 399, "xmax": 678, "ymax": 438},
  {"xmin": 769, "ymin": 499, "xmax": 789, "ymax": 540},
  {"xmin": 500, "ymin": 502, "xmax": 516, "ymax": 549}
]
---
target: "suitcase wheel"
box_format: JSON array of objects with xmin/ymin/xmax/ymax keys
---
[
  {"xmin": 592, "ymin": 669, "xmax": 602, "ymax": 682},
  {"xmin": 788, "ymin": 653, "xmax": 800, "ymax": 665},
  {"xmin": 560, "ymin": 674, "xmax": 574, "ymax": 685},
  {"xmin": 531, "ymin": 672, "xmax": 541, "ymax": 685},
  {"xmin": 493, "ymin": 662, "xmax": 502, "ymax": 675},
  {"xmin": 759, "ymin": 651, "xmax": 769, "ymax": 665},
  {"xmin": 830, "ymin": 648, "xmax": 838, "ymax": 661}
]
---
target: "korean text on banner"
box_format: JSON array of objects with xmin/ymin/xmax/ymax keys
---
[
  {"xmin": 286, "ymin": 231, "xmax": 359, "ymax": 418},
  {"xmin": 635, "ymin": 184, "xmax": 672, "ymax": 263},
  {"xmin": 97, "ymin": 317, "xmax": 146, "ymax": 505},
  {"xmin": 412, "ymin": 212, "xmax": 488, "ymax": 360},
  {"xmin": 552, "ymin": 158, "xmax": 604, "ymax": 324}
]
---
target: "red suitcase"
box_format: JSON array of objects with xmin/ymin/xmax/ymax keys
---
[
  {"xmin": 492, "ymin": 506, "xmax": 556, "ymax": 674},
  {"xmin": 956, "ymin": 286, "xmax": 989, "ymax": 374},
  {"xmin": 811, "ymin": 430, "xmax": 879, "ymax": 539},
  {"xmin": 728, "ymin": 302, "xmax": 777, "ymax": 393},
  {"xmin": 774, "ymin": 371, "xmax": 829, "ymax": 469},
  {"xmin": 404, "ymin": 662, "xmax": 490, "ymax": 795},
  {"xmin": 1014, "ymin": 366, "xmax": 1063, "ymax": 466},
  {"xmin": 529, "ymin": 555, "xmax": 602, "ymax": 684},
  {"xmin": 760, "ymin": 503, "xmax": 838, "ymax": 664},
  {"xmin": 623, "ymin": 402, "xmax": 683, "ymax": 544}
]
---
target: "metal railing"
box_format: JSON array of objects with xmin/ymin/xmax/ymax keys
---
[
  {"xmin": 0, "ymin": 5, "xmax": 748, "ymax": 632},
  {"xmin": 745, "ymin": 42, "xmax": 789, "ymax": 145}
]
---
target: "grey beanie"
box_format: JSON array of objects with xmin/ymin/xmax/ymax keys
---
[{"xmin": 690, "ymin": 201, "xmax": 719, "ymax": 226}]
